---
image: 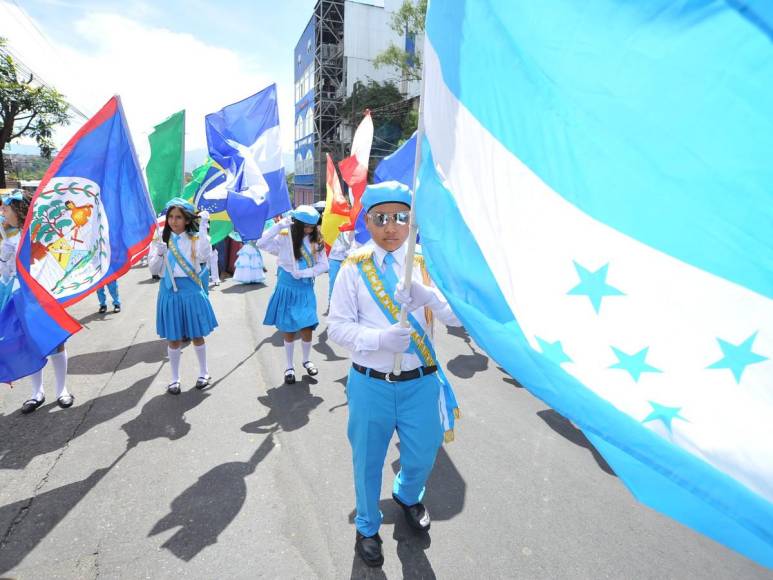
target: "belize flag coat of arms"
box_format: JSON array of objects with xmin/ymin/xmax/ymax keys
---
[{"xmin": 0, "ymin": 96, "xmax": 156, "ymax": 382}]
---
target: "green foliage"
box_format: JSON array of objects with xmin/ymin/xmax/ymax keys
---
[
  {"xmin": 342, "ymin": 80, "xmax": 416, "ymax": 160},
  {"xmin": 0, "ymin": 37, "xmax": 70, "ymax": 186},
  {"xmin": 373, "ymin": 0, "xmax": 427, "ymax": 82}
]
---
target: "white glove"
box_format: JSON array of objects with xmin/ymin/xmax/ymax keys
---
[
  {"xmin": 394, "ymin": 281, "xmax": 439, "ymax": 312},
  {"xmin": 198, "ymin": 210, "xmax": 210, "ymax": 229},
  {"xmin": 379, "ymin": 323, "xmax": 412, "ymax": 353},
  {"xmin": 152, "ymin": 240, "xmax": 167, "ymax": 255},
  {"xmin": 279, "ymin": 216, "xmax": 292, "ymax": 227},
  {"xmin": 0, "ymin": 241, "xmax": 15, "ymax": 261}
]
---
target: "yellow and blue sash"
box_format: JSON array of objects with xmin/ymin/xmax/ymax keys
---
[
  {"xmin": 166, "ymin": 234, "xmax": 205, "ymax": 292},
  {"xmin": 357, "ymin": 254, "xmax": 460, "ymax": 442},
  {"xmin": 299, "ymin": 241, "xmax": 314, "ymax": 269}
]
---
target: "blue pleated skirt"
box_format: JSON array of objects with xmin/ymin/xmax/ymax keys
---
[
  {"xmin": 156, "ymin": 277, "xmax": 218, "ymax": 340},
  {"xmin": 263, "ymin": 268, "xmax": 318, "ymax": 333}
]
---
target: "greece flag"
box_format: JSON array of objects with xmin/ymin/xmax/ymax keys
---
[{"xmin": 416, "ymin": 1, "xmax": 773, "ymax": 567}]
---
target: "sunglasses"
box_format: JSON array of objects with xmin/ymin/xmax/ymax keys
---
[{"xmin": 368, "ymin": 211, "xmax": 410, "ymax": 227}]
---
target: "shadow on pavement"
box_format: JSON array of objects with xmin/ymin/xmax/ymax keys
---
[
  {"xmin": 347, "ymin": 446, "xmax": 465, "ymax": 577},
  {"xmin": 497, "ymin": 366, "xmax": 523, "ymax": 388},
  {"xmin": 328, "ymin": 375, "xmax": 348, "ymax": 413},
  {"xmin": 220, "ymin": 282, "xmax": 266, "ymax": 294},
  {"xmin": 68, "ymin": 339, "xmax": 168, "ymax": 375},
  {"xmin": 313, "ymin": 328, "xmax": 348, "ymax": 362},
  {"xmin": 537, "ymin": 409, "xmax": 616, "ymax": 477},
  {"xmin": 149, "ymin": 434, "xmax": 275, "ymax": 561},
  {"xmin": 241, "ymin": 378, "xmax": 323, "ymax": 435},
  {"xmin": 0, "ymin": 449, "xmax": 127, "ymax": 574},
  {"xmin": 0, "ymin": 374, "xmax": 156, "ymax": 470},
  {"xmin": 444, "ymin": 326, "xmax": 489, "ymax": 380},
  {"xmin": 256, "ymin": 330, "xmax": 285, "ymax": 350},
  {"xmin": 121, "ymin": 388, "xmax": 210, "ymax": 449}
]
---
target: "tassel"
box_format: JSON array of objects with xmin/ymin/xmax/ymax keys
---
[
  {"xmin": 454, "ymin": 407, "xmax": 461, "ymax": 419},
  {"xmin": 444, "ymin": 430, "xmax": 455, "ymax": 443}
]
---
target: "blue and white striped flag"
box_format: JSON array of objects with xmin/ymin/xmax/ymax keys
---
[
  {"xmin": 417, "ymin": 1, "xmax": 773, "ymax": 567},
  {"xmin": 205, "ymin": 83, "xmax": 291, "ymax": 240}
]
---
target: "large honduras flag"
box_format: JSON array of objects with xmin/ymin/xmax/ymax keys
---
[
  {"xmin": 417, "ymin": 1, "xmax": 773, "ymax": 568},
  {"xmin": 205, "ymin": 84, "xmax": 291, "ymax": 240},
  {"xmin": 0, "ymin": 96, "xmax": 156, "ymax": 382}
]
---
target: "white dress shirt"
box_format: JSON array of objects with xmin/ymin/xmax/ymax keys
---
[
  {"xmin": 328, "ymin": 241, "xmax": 461, "ymax": 373},
  {"xmin": 257, "ymin": 222, "xmax": 329, "ymax": 278},
  {"xmin": 148, "ymin": 230, "xmax": 211, "ymax": 278}
]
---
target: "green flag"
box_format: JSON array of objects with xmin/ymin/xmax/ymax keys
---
[
  {"xmin": 183, "ymin": 158, "xmax": 233, "ymax": 245},
  {"xmin": 146, "ymin": 110, "xmax": 185, "ymax": 214}
]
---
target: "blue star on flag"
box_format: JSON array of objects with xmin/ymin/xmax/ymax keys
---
[
  {"xmin": 567, "ymin": 261, "xmax": 624, "ymax": 313},
  {"xmin": 641, "ymin": 401, "xmax": 687, "ymax": 432},
  {"xmin": 609, "ymin": 346, "xmax": 661, "ymax": 382},
  {"xmin": 707, "ymin": 332, "xmax": 767, "ymax": 383},
  {"xmin": 536, "ymin": 336, "xmax": 572, "ymax": 366}
]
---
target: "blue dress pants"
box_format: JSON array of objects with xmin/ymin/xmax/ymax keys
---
[
  {"xmin": 96, "ymin": 280, "xmax": 120, "ymax": 306},
  {"xmin": 347, "ymin": 367, "xmax": 444, "ymax": 536}
]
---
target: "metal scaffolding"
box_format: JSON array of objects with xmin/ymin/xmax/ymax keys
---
[{"xmin": 313, "ymin": 0, "xmax": 345, "ymax": 201}]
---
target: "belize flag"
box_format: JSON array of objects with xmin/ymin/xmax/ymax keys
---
[
  {"xmin": 416, "ymin": 1, "xmax": 773, "ymax": 568},
  {"xmin": 205, "ymin": 83, "xmax": 291, "ymax": 240},
  {"xmin": 0, "ymin": 96, "xmax": 156, "ymax": 382}
]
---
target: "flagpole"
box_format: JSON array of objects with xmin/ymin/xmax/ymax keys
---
[
  {"xmin": 180, "ymin": 110, "xmax": 186, "ymax": 199},
  {"xmin": 392, "ymin": 65, "xmax": 426, "ymax": 376}
]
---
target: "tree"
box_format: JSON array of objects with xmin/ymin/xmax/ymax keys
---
[
  {"xmin": 373, "ymin": 0, "xmax": 427, "ymax": 83},
  {"xmin": 0, "ymin": 38, "xmax": 70, "ymax": 188},
  {"xmin": 341, "ymin": 80, "xmax": 415, "ymax": 163}
]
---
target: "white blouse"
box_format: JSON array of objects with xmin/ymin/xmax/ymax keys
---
[
  {"xmin": 257, "ymin": 222, "xmax": 329, "ymax": 279},
  {"xmin": 0, "ymin": 231, "xmax": 20, "ymax": 281},
  {"xmin": 148, "ymin": 230, "xmax": 211, "ymax": 278}
]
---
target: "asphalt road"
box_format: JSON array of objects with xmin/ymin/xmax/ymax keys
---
[{"xmin": 0, "ymin": 256, "xmax": 768, "ymax": 579}]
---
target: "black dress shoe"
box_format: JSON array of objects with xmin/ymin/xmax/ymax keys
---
[
  {"xmin": 21, "ymin": 397, "xmax": 45, "ymax": 414},
  {"xmin": 393, "ymin": 493, "xmax": 431, "ymax": 532},
  {"xmin": 355, "ymin": 531, "xmax": 384, "ymax": 567},
  {"xmin": 57, "ymin": 394, "xmax": 75, "ymax": 408},
  {"xmin": 113, "ymin": 304, "xmax": 121, "ymax": 313},
  {"xmin": 98, "ymin": 304, "xmax": 107, "ymax": 313}
]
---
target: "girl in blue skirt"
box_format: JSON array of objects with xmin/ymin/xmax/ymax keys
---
[
  {"xmin": 257, "ymin": 205, "xmax": 329, "ymax": 384},
  {"xmin": 148, "ymin": 198, "xmax": 218, "ymax": 395},
  {"xmin": 1, "ymin": 190, "xmax": 72, "ymax": 412}
]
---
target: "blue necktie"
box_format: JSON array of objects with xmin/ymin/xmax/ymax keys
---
[{"xmin": 382, "ymin": 252, "xmax": 399, "ymax": 294}]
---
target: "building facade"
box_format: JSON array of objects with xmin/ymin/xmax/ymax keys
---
[{"xmin": 293, "ymin": 0, "xmax": 418, "ymax": 204}]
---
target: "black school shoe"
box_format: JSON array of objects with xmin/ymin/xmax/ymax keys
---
[
  {"xmin": 302, "ymin": 361, "xmax": 318, "ymax": 376},
  {"xmin": 57, "ymin": 394, "xmax": 75, "ymax": 408},
  {"xmin": 355, "ymin": 531, "xmax": 384, "ymax": 568},
  {"xmin": 393, "ymin": 493, "xmax": 431, "ymax": 532},
  {"xmin": 98, "ymin": 304, "xmax": 107, "ymax": 314},
  {"xmin": 113, "ymin": 304, "xmax": 121, "ymax": 313},
  {"xmin": 21, "ymin": 397, "xmax": 45, "ymax": 414},
  {"xmin": 284, "ymin": 368, "xmax": 296, "ymax": 384}
]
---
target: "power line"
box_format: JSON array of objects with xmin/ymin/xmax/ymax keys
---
[{"xmin": 0, "ymin": 45, "xmax": 89, "ymax": 121}]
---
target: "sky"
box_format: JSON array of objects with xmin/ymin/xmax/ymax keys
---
[{"xmin": 0, "ymin": 0, "xmax": 316, "ymax": 170}]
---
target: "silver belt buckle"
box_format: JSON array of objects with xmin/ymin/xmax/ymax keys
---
[{"xmin": 385, "ymin": 371, "xmax": 396, "ymax": 383}]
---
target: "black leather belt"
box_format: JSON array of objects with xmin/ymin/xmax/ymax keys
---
[{"xmin": 353, "ymin": 362, "xmax": 438, "ymax": 382}]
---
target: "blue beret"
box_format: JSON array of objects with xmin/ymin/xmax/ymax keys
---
[
  {"xmin": 2, "ymin": 189, "xmax": 24, "ymax": 205},
  {"xmin": 361, "ymin": 181, "xmax": 412, "ymax": 213},
  {"xmin": 165, "ymin": 197, "xmax": 196, "ymax": 213},
  {"xmin": 291, "ymin": 204, "xmax": 321, "ymax": 225}
]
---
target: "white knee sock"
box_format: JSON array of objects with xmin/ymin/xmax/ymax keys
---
[
  {"xmin": 50, "ymin": 349, "xmax": 69, "ymax": 398},
  {"xmin": 301, "ymin": 340, "xmax": 312, "ymax": 363},
  {"xmin": 29, "ymin": 370, "xmax": 44, "ymax": 401},
  {"xmin": 168, "ymin": 346, "xmax": 181, "ymax": 383},
  {"xmin": 194, "ymin": 343, "xmax": 209, "ymax": 377},
  {"xmin": 284, "ymin": 340, "xmax": 295, "ymax": 369}
]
